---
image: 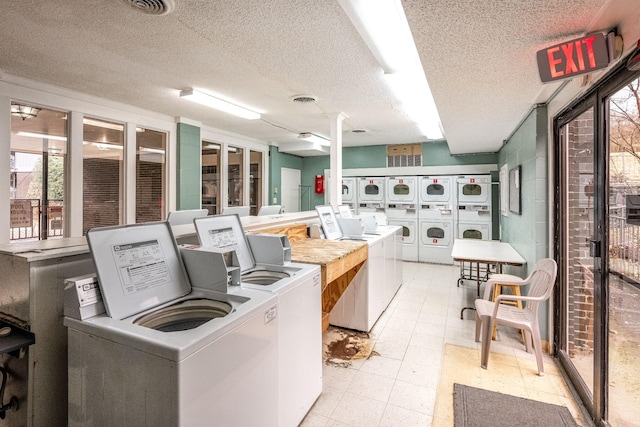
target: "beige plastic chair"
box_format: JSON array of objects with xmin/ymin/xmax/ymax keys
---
[{"xmin": 474, "ymin": 258, "xmax": 557, "ymax": 376}]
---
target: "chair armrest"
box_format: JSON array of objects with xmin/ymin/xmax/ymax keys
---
[
  {"xmin": 484, "ymin": 273, "xmax": 532, "ymax": 300},
  {"xmin": 494, "ymin": 294, "xmax": 546, "ymax": 305}
]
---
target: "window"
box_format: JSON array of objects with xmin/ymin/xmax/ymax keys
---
[
  {"xmin": 227, "ymin": 146, "xmax": 244, "ymax": 207},
  {"xmin": 250, "ymin": 150, "xmax": 263, "ymax": 215},
  {"xmin": 82, "ymin": 117, "xmax": 124, "ymax": 233},
  {"xmin": 9, "ymin": 104, "xmax": 67, "ymax": 241},
  {"xmin": 136, "ymin": 128, "xmax": 166, "ymax": 222},
  {"xmin": 202, "ymin": 141, "xmax": 220, "ymax": 215}
]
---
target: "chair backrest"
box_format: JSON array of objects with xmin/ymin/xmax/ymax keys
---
[{"xmin": 523, "ymin": 258, "xmax": 558, "ymax": 314}]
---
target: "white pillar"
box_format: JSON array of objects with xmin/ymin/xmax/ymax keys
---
[
  {"xmin": 0, "ymin": 97, "xmax": 10, "ymax": 243},
  {"xmin": 329, "ymin": 112, "xmax": 348, "ymax": 209}
]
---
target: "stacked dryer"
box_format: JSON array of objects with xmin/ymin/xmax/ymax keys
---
[
  {"xmin": 456, "ymin": 175, "xmax": 493, "ymax": 240},
  {"xmin": 418, "ymin": 175, "xmax": 456, "ymax": 264},
  {"xmin": 385, "ymin": 176, "xmax": 418, "ymax": 261},
  {"xmin": 340, "ymin": 177, "xmax": 358, "ymax": 213},
  {"xmin": 357, "ymin": 177, "xmax": 386, "ymax": 220}
]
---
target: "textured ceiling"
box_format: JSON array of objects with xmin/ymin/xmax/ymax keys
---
[{"xmin": 0, "ymin": 0, "xmax": 634, "ymax": 156}]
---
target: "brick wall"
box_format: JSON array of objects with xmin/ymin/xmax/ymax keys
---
[
  {"xmin": 83, "ymin": 158, "xmax": 121, "ymax": 234},
  {"xmin": 566, "ymin": 110, "xmax": 595, "ymax": 357}
]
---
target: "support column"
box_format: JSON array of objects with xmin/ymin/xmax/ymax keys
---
[{"xmin": 328, "ymin": 112, "xmax": 348, "ymax": 209}]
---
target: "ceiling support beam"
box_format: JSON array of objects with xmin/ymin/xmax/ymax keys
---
[{"xmin": 328, "ymin": 112, "xmax": 348, "ymax": 209}]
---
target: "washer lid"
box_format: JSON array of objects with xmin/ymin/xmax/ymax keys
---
[
  {"xmin": 193, "ymin": 214, "xmax": 255, "ymax": 273},
  {"xmin": 86, "ymin": 222, "xmax": 191, "ymax": 320}
]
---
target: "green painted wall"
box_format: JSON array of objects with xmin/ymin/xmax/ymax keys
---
[
  {"xmin": 290, "ymin": 142, "xmax": 498, "ymax": 210},
  {"xmin": 498, "ymin": 105, "xmax": 550, "ymax": 338},
  {"xmin": 269, "ymin": 146, "xmax": 303, "ymax": 206},
  {"xmin": 423, "ymin": 141, "xmax": 498, "ymax": 165},
  {"xmin": 176, "ymin": 123, "xmax": 201, "ymax": 210}
]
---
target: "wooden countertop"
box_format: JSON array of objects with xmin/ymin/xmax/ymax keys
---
[{"xmin": 289, "ymin": 238, "xmax": 368, "ymax": 285}]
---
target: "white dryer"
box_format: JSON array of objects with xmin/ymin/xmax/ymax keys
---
[
  {"xmin": 456, "ymin": 175, "xmax": 492, "ymax": 240},
  {"xmin": 64, "ymin": 222, "xmax": 280, "ymax": 427},
  {"xmin": 458, "ymin": 222, "xmax": 491, "ymax": 240},
  {"xmin": 457, "ymin": 175, "xmax": 491, "ymax": 204},
  {"xmin": 386, "ymin": 176, "xmax": 418, "ymax": 206},
  {"xmin": 419, "ymin": 175, "xmax": 455, "ymax": 206},
  {"xmin": 192, "ymin": 215, "xmax": 322, "ymax": 427},
  {"xmin": 341, "ymin": 177, "xmax": 358, "ymax": 213},
  {"xmin": 358, "ymin": 176, "xmax": 385, "ymax": 210},
  {"xmin": 418, "ymin": 208, "xmax": 455, "ymax": 264},
  {"xmin": 387, "ymin": 216, "xmax": 417, "ymax": 262}
]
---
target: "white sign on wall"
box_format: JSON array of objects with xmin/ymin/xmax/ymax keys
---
[{"xmin": 10, "ymin": 199, "xmax": 33, "ymax": 228}]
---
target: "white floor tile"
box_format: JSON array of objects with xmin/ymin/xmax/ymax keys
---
[
  {"xmin": 315, "ymin": 261, "xmax": 584, "ymax": 427},
  {"xmin": 330, "ymin": 391, "xmax": 387, "ymax": 426}
]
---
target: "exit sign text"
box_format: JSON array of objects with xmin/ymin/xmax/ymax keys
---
[{"xmin": 537, "ymin": 33, "xmax": 609, "ymax": 83}]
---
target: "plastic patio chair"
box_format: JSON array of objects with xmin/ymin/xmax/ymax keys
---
[{"xmin": 474, "ymin": 258, "xmax": 558, "ymax": 376}]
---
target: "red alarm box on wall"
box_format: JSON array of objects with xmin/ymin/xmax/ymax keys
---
[{"xmin": 315, "ymin": 175, "xmax": 324, "ymax": 194}]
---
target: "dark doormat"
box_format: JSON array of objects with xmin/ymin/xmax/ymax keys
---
[{"xmin": 454, "ymin": 383, "xmax": 579, "ymax": 427}]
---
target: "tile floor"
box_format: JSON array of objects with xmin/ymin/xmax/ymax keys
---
[{"xmin": 300, "ymin": 261, "xmax": 590, "ymax": 427}]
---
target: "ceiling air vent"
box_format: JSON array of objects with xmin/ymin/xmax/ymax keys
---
[
  {"xmin": 290, "ymin": 95, "xmax": 318, "ymax": 103},
  {"xmin": 118, "ymin": 0, "xmax": 176, "ymax": 15}
]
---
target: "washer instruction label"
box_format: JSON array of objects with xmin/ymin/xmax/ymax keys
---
[
  {"xmin": 206, "ymin": 227, "xmax": 239, "ymax": 249},
  {"xmin": 112, "ymin": 240, "xmax": 172, "ymax": 294}
]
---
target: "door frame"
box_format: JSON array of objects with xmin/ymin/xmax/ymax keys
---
[{"xmin": 554, "ymin": 59, "xmax": 640, "ymax": 426}]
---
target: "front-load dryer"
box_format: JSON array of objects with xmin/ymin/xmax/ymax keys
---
[
  {"xmin": 458, "ymin": 222, "xmax": 491, "ymax": 240},
  {"xmin": 457, "ymin": 175, "xmax": 491, "ymax": 204},
  {"xmin": 387, "ymin": 218, "xmax": 417, "ymax": 261},
  {"xmin": 418, "ymin": 219, "xmax": 454, "ymax": 264},
  {"xmin": 192, "ymin": 214, "xmax": 322, "ymax": 427},
  {"xmin": 358, "ymin": 177, "xmax": 385, "ymax": 208},
  {"xmin": 341, "ymin": 177, "xmax": 358, "ymax": 212},
  {"xmin": 386, "ymin": 176, "xmax": 418, "ymax": 206},
  {"xmin": 64, "ymin": 222, "xmax": 279, "ymax": 427},
  {"xmin": 419, "ymin": 175, "xmax": 455, "ymax": 205}
]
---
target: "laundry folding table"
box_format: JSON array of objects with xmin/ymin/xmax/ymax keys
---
[{"xmin": 451, "ymin": 239, "xmax": 526, "ymax": 319}]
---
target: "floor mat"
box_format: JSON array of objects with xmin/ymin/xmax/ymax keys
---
[{"xmin": 453, "ymin": 383, "xmax": 578, "ymax": 426}]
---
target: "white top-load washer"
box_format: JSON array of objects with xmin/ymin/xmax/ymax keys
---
[
  {"xmin": 63, "ymin": 221, "xmax": 280, "ymax": 427},
  {"xmin": 191, "ymin": 214, "xmax": 322, "ymax": 427}
]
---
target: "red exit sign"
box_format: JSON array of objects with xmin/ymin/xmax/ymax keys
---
[{"xmin": 537, "ymin": 33, "xmax": 609, "ymax": 83}]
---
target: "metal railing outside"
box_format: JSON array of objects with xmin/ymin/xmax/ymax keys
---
[{"xmin": 9, "ymin": 199, "xmax": 64, "ymax": 241}]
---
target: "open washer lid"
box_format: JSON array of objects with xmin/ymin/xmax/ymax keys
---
[
  {"xmin": 193, "ymin": 214, "xmax": 256, "ymax": 273},
  {"xmin": 86, "ymin": 222, "xmax": 191, "ymax": 320}
]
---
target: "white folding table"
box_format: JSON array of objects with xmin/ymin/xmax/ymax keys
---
[{"xmin": 451, "ymin": 239, "xmax": 526, "ymax": 318}]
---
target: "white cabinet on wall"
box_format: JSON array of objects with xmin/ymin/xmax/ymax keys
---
[{"xmin": 329, "ymin": 226, "xmax": 403, "ymax": 332}]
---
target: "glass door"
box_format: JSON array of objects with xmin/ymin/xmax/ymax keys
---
[
  {"xmin": 556, "ymin": 105, "xmax": 600, "ymax": 415},
  {"xmin": 606, "ymin": 77, "xmax": 640, "ymax": 426}
]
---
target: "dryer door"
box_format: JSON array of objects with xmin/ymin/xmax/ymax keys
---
[
  {"xmin": 358, "ymin": 178, "xmax": 385, "ymax": 202},
  {"xmin": 458, "ymin": 222, "xmax": 490, "ymax": 240},
  {"xmin": 341, "ymin": 178, "xmax": 356, "ymax": 203},
  {"xmin": 419, "ymin": 176, "xmax": 453, "ymax": 204},
  {"xmin": 420, "ymin": 221, "xmax": 452, "ymax": 247},
  {"xmin": 457, "ymin": 176, "xmax": 490, "ymax": 204},
  {"xmin": 386, "ymin": 177, "xmax": 418, "ymax": 204}
]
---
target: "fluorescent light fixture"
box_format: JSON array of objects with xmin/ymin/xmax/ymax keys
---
[
  {"xmin": 179, "ymin": 88, "xmax": 261, "ymax": 120},
  {"xmin": 140, "ymin": 147, "xmax": 165, "ymax": 154},
  {"xmin": 16, "ymin": 131, "xmax": 67, "ymax": 141},
  {"xmin": 93, "ymin": 142, "xmax": 124, "ymax": 150},
  {"xmin": 83, "ymin": 118, "xmax": 125, "ymax": 131},
  {"xmin": 298, "ymin": 132, "xmax": 330, "ymax": 146},
  {"xmin": 338, "ymin": 0, "xmax": 444, "ymax": 140},
  {"xmin": 204, "ymin": 143, "xmax": 221, "ymax": 150}
]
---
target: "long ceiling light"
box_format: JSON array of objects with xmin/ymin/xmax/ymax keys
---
[
  {"xmin": 338, "ymin": 0, "xmax": 444, "ymax": 140},
  {"xmin": 179, "ymin": 88, "xmax": 261, "ymax": 120},
  {"xmin": 16, "ymin": 131, "xmax": 67, "ymax": 141}
]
